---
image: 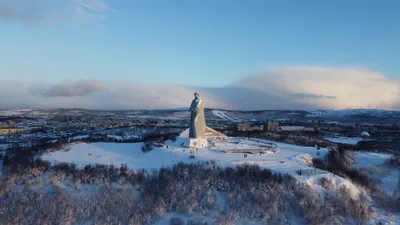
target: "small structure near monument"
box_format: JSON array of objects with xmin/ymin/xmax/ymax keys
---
[{"xmin": 360, "ymin": 131, "xmax": 370, "ymax": 138}]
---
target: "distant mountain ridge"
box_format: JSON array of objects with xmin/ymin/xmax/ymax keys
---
[{"xmin": 1, "ymin": 107, "xmax": 399, "ymax": 119}]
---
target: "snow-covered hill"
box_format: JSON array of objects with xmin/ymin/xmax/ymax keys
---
[
  {"xmin": 39, "ymin": 136, "xmax": 400, "ymax": 224},
  {"xmin": 211, "ymin": 110, "xmax": 242, "ymax": 122},
  {"xmin": 307, "ymin": 109, "xmax": 400, "ymax": 117}
]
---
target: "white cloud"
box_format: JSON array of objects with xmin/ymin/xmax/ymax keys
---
[
  {"xmin": 30, "ymin": 79, "xmax": 104, "ymax": 97},
  {"xmin": 71, "ymin": 0, "xmax": 110, "ymax": 13},
  {"xmin": 238, "ymin": 67, "xmax": 400, "ymax": 110},
  {"xmin": 0, "ymin": 67, "xmax": 399, "ymax": 110},
  {"xmin": 0, "ymin": 0, "xmax": 111, "ymax": 25}
]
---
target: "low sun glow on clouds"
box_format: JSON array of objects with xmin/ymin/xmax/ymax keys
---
[
  {"xmin": 0, "ymin": 67, "xmax": 399, "ymax": 111},
  {"xmin": 239, "ymin": 67, "xmax": 400, "ymax": 110}
]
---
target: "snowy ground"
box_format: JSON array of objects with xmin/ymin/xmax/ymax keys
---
[
  {"xmin": 41, "ymin": 136, "xmax": 397, "ymax": 188},
  {"xmin": 306, "ymin": 109, "xmax": 396, "ymax": 117},
  {"xmin": 325, "ymin": 136, "xmax": 363, "ymax": 145},
  {"xmin": 354, "ymin": 151, "xmax": 399, "ymax": 195},
  {"xmin": 211, "ymin": 110, "xmax": 241, "ymax": 122},
  {"xmin": 354, "ymin": 152, "xmax": 391, "ymax": 168},
  {"xmin": 42, "ymin": 137, "xmax": 327, "ymax": 175},
  {"xmin": 40, "ymin": 135, "xmax": 399, "ymax": 225},
  {"xmin": 0, "ymin": 108, "xmax": 34, "ymax": 116},
  {"xmin": 41, "ymin": 135, "xmax": 365, "ymax": 198}
]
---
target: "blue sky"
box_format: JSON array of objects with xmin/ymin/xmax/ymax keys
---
[{"xmin": 0, "ymin": 0, "xmax": 399, "ymax": 87}]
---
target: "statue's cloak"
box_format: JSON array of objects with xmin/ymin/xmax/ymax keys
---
[{"xmin": 189, "ymin": 98, "xmax": 206, "ymax": 138}]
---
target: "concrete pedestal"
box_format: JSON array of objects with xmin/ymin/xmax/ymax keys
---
[{"xmin": 183, "ymin": 138, "xmax": 208, "ymax": 149}]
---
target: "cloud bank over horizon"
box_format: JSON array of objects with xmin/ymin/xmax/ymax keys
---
[
  {"xmin": 29, "ymin": 79, "xmax": 104, "ymax": 97},
  {"xmin": 237, "ymin": 67, "xmax": 400, "ymax": 110},
  {"xmin": 1, "ymin": 67, "xmax": 399, "ymax": 111}
]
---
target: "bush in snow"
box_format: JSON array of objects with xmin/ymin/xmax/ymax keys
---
[
  {"xmin": 2, "ymin": 154, "xmax": 9, "ymax": 166},
  {"xmin": 323, "ymin": 146, "xmax": 375, "ymax": 189},
  {"xmin": 386, "ymin": 154, "xmax": 400, "ymax": 167},
  {"xmin": 141, "ymin": 143, "xmax": 153, "ymax": 153},
  {"xmin": 168, "ymin": 134, "xmax": 178, "ymax": 142},
  {"xmin": 332, "ymin": 187, "xmax": 373, "ymax": 223},
  {"xmin": 359, "ymin": 166, "xmax": 388, "ymax": 184},
  {"xmin": 319, "ymin": 177, "xmax": 333, "ymax": 189},
  {"xmin": 397, "ymin": 176, "xmax": 400, "ymax": 197},
  {"xmin": 327, "ymin": 145, "xmax": 356, "ymax": 171},
  {"xmin": 169, "ymin": 217, "xmax": 184, "ymax": 225},
  {"xmin": 0, "ymin": 162, "xmax": 376, "ymax": 225},
  {"xmin": 370, "ymin": 188, "xmax": 400, "ymax": 212},
  {"xmin": 186, "ymin": 219, "xmax": 208, "ymax": 225},
  {"xmin": 313, "ymin": 149, "xmax": 399, "ymax": 213},
  {"xmin": 312, "ymin": 158, "xmax": 325, "ymax": 169}
]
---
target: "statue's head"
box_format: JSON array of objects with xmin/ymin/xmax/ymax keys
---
[{"xmin": 194, "ymin": 92, "xmax": 200, "ymax": 98}]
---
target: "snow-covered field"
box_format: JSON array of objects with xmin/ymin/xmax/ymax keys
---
[
  {"xmin": 354, "ymin": 152, "xmax": 391, "ymax": 167},
  {"xmin": 42, "ymin": 135, "xmax": 396, "ymax": 182},
  {"xmin": 38, "ymin": 135, "xmax": 400, "ymax": 225},
  {"xmin": 0, "ymin": 108, "xmax": 34, "ymax": 116},
  {"xmin": 43, "ymin": 137, "xmax": 326, "ymax": 175},
  {"xmin": 212, "ymin": 110, "xmax": 241, "ymax": 122},
  {"xmin": 42, "ymin": 135, "xmax": 375, "ymax": 199},
  {"xmin": 325, "ymin": 136, "xmax": 363, "ymax": 145},
  {"xmin": 306, "ymin": 109, "xmax": 398, "ymax": 117},
  {"xmin": 354, "ymin": 151, "xmax": 399, "ymax": 195}
]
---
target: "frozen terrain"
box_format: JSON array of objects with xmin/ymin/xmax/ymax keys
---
[
  {"xmin": 354, "ymin": 151, "xmax": 399, "ymax": 195},
  {"xmin": 0, "ymin": 108, "xmax": 34, "ymax": 116},
  {"xmin": 42, "ymin": 135, "xmax": 369, "ymax": 198},
  {"xmin": 325, "ymin": 136, "xmax": 363, "ymax": 145},
  {"xmin": 37, "ymin": 135, "xmax": 400, "ymax": 224},
  {"xmin": 354, "ymin": 152, "xmax": 392, "ymax": 168},
  {"xmin": 211, "ymin": 110, "xmax": 241, "ymax": 122},
  {"xmin": 306, "ymin": 109, "xmax": 400, "ymax": 117},
  {"xmin": 43, "ymin": 137, "xmax": 326, "ymax": 175},
  {"xmin": 42, "ymin": 135, "xmax": 397, "ymax": 187}
]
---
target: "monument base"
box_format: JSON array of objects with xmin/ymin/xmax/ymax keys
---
[{"xmin": 183, "ymin": 138, "xmax": 208, "ymax": 149}]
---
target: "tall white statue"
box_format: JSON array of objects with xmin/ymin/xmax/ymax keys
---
[
  {"xmin": 189, "ymin": 92, "xmax": 206, "ymax": 138},
  {"xmin": 184, "ymin": 92, "xmax": 226, "ymax": 149}
]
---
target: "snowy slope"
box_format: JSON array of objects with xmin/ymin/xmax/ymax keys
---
[
  {"xmin": 325, "ymin": 136, "xmax": 363, "ymax": 145},
  {"xmin": 354, "ymin": 152, "xmax": 391, "ymax": 168},
  {"xmin": 0, "ymin": 108, "xmax": 34, "ymax": 116},
  {"xmin": 307, "ymin": 109, "xmax": 400, "ymax": 117},
  {"xmin": 305, "ymin": 173, "xmax": 361, "ymax": 198},
  {"xmin": 40, "ymin": 137, "xmax": 400, "ymax": 224},
  {"xmin": 354, "ymin": 152, "xmax": 398, "ymax": 194},
  {"xmin": 211, "ymin": 110, "xmax": 241, "ymax": 122}
]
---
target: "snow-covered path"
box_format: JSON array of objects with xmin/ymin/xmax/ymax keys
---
[{"xmin": 211, "ymin": 110, "xmax": 241, "ymax": 122}]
